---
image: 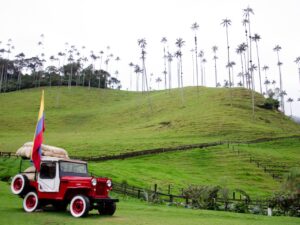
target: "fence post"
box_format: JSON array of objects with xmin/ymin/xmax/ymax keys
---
[
  {"xmin": 185, "ymin": 197, "xmax": 189, "ymax": 205},
  {"xmin": 169, "ymin": 195, "xmax": 173, "ymax": 203},
  {"xmin": 154, "ymin": 184, "xmax": 157, "ymax": 194},
  {"xmin": 137, "ymin": 189, "xmax": 141, "ymax": 199},
  {"xmin": 168, "ymin": 184, "xmax": 171, "ymax": 194},
  {"xmin": 233, "ymin": 191, "xmax": 235, "ymax": 200}
]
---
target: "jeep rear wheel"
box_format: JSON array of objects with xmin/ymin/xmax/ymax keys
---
[
  {"xmin": 11, "ymin": 174, "xmax": 29, "ymax": 195},
  {"xmin": 98, "ymin": 202, "xmax": 116, "ymax": 216},
  {"xmin": 23, "ymin": 192, "xmax": 39, "ymax": 212},
  {"xmin": 70, "ymin": 195, "xmax": 90, "ymax": 218}
]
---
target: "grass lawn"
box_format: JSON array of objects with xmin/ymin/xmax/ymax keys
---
[
  {"xmin": 1, "ymin": 181, "xmax": 299, "ymax": 225},
  {"xmin": 89, "ymin": 145, "xmax": 282, "ymax": 198},
  {"xmin": 0, "ymin": 87, "xmax": 299, "ymax": 156}
]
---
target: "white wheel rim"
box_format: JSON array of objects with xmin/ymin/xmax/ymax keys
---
[
  {"xmin": 23, "ymin": 192, "xmax": 38, "ymax": 212},
  {"xmin": 70, "ymin": 196, "xmax": 86, "ymax": 217},
  {"xmin": 11, "ymin": 174, "xmax": 25, "ymax": 195}
]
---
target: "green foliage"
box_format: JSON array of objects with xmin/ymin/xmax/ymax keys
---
[
  {"xmin": 183, "ymin": 185, "xmax": 220, "ymax": 209},
  {"xmin": 261, "ymin": 97, "xmax": 280, "ymax": 110}
]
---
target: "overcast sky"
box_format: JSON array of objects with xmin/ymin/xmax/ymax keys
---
[{"xmin": 1, "ymin": 0, "xmax": 300, "ymax": 116}]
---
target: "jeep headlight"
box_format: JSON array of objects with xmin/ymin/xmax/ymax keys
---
[
  {"xmin": 91, "ymin": 178, "xmax": 97, "ymax": 186},
  {"xmin": 106, "ymin": 179, "xmax": 112, "ymax": 188}
]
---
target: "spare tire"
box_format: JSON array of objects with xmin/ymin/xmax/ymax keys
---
[{"xmin": 11, "ymin": 174, "xmax": 29, "ymax": 195}]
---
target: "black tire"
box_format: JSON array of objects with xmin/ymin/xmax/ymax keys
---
[
  {"xmin": 98, "ymin": 202, "xmax": 116, "ymax": 216},
  {"xmin": 11, "ymin": 174, "xmax": 29, "ymax": 195},
  {"xmin": 70, "ymin": 195, "xmax": 90, "ymax": 218},
  {"xmin": 53, "ymin": 201, "xmax": 68, "ymax": 211},
  {"xmin": 23, "ymin": 191, "xmax": 40, "ymax": 212}
]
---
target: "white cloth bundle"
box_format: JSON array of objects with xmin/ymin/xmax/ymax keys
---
[{"xmin": 16, "ymin": 142, "xmax": 69, "ymax": 159}]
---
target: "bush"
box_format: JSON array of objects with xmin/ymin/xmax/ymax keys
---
[{"xmin": 261, "ymin": 98, "xmax": 280, "ymax": 110}]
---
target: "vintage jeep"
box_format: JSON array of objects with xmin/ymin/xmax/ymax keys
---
[{"xmin": 11, "ymin": 156, "xmax": 118, "ymax": 217}]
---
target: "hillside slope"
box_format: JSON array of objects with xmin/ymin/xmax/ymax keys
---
[{"xmin": 0, "ymin": 87, "xmax": 299, "ymax": 156}]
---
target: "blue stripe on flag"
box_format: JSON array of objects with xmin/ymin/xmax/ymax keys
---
[{"xmin": 35, "ymin": 114, "xmax": 44, "ymax": 135}]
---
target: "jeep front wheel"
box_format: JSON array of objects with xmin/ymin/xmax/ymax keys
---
[
  {"xmin": 98, "ymin": 202, "xmax": 116, "ymax": 216},
  {"xmin": 23, "ymin": 192, "xmax": 39, "ymax": 212},
  {"xmin": 70, "ymin": 195, "xmax": 90, "ymax": 218},
  {"xmin": 11, "ymin": 174, "xmax": 29, "ymax": 195}
]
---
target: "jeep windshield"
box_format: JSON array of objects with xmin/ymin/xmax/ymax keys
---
[{"xmin": 59, "ymin": 161, "xmax": 89, "ymax": 177}]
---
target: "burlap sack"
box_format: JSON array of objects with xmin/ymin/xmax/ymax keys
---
[{"xmin": 16, "ymin": 142, "xmax": 69, "ymax": 159}]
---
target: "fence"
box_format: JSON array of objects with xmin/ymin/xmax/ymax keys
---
[{"xmin": 111, "ymin": 180, "xmax": 270, "ymax": 211}]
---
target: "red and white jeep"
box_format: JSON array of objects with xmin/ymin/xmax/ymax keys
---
[{"xmin": 11, "ymin": 156, "xmax": 118, "ymax": 217}]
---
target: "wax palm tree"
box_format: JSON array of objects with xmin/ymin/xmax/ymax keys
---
[
  {"xmin": 221, "ymin": 18, "xmax": 232, "ymax": 87},
  {"xmin": 161, "ymin": 37, "xmax": 168, "ymax": 89},
  {"xmin": 138, "ymin": 38, "xmax": 149, "ymax": 93},
  {"xmin": 252, "ymin": 33, "xmax": 262, "ymax": 94},
  {"xmin": 190, "ymin": 49, "xmax": 195, "ymax": 85},
  {"xmin": 155, "ymin": 77, "xmax": 162, "ymax": 90},
  {"xmin": 212, "ymin": 46, "xmax": 218, "ymax": 87},
  {"xmin": 294, "ymin": 56, "xmax": 300, "ymax": 84},
  {"xmin": 244, "ymin": 6, "xmax": 255, "ymax": 118},
  {"xmin": 262, "ymin": 65, "xmax": 269, "ymax": 93},
  {"xmin": 230, "ymin": 61, "xmax": 236, "ymax": 86},
  {"xmin": 191, "ymin": 22, "xmax": 199, "ymax": 89},
  {"xmin": 202, "ymin": 58, "xmax": 207, "ymax": 86},
  {"xmin": 175, "ymin": 38, "xmax": 185, "ymax": 89},
  {"xmin": 287, "ymin": 98, "xmax": 294, "ymax": 117},
  {"xmin": 167, "ymin": 52, "xmax": 173, "ymax": 90},
  {"xmin": 129, "ymin": 62, "xmax": 134, "ymax": 90},
  {"xmin": 236, "ymin": 43, "xmax": 247, "ymax": 87},
  {"xmin": 134, "ymin": 64, "xmax": 141, "ymax": 91},
  {"xmin": 273, "ymin": 44, "xmax": 284, "ymax": 113},
  {"xmin": 264, "ymin": 79, "xmax": 271, "ymax": 95},
  {"xmin": 198, "ymin": 50, "xmax": 204, "ymax": 86}
]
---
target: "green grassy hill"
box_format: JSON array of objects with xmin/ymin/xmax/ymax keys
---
[
  {"xmin": 0, "ymin": 86, "xmax": 299, "ymax": 156},
  {"xmin": 1, "ymin": 181, "xmax": 300, "ymax": 225}
]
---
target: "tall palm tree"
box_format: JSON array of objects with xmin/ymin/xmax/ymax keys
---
[
  {"xmin": 294, "ymin": 56, "xmax": 300, "ymax": 84},
  {"xmin": 287, "ymin": 98, "xmax": 294, "ymax": 117},
  {"xmin": 262, "ymin": 65, "xmax": 269, "ymax": 93},
  {"xmin": 202, "ymin": 58, "xmax": 207, "ymax": 86},
  {"xmin": 221, "ymin": 18, "xmax": 232, "ymax": 87},
  {"xmin": 138, "ymin": 38, "xmax": 149, "ymax": 93},
  {"xmin": 244, "ymin": 6, "xmax": 255, "ymax": 118},
  {"xmin": 236, "ymin": 43, "xmax": 247, "ymax": 87},
  {"xmin": 161, "ymin": 37, "xmax": 168, "ymax": 89},
  {"xmin": 273, "ymin": 44, "xmax": 284, "ymax": 113},
  {"xmin": 155, "ymin": 77, "xmax": 162, "ymax": 90},
  {"xmin": 190, "ymin": 49, "xmax": 195, "ymax": 85},
  {"xmin": 191, "ymin": 22, "xmax": 199, "ymax": 89},
  {"xmin": 212, "ymin": 46, "xmax": 218, "ymax": 87},
  {"xmin": 134, "ymin": 64, "xmax": 142, "ymax": 91},
  {"xmin": 167, "ymin": 52, "xmax": 173, "ymax": 90},
  {"xmin": 252, "ymin": 33, "xmax": 262, "ymax": 94},
  {"xmin": 129, "ymin": 62, "xmax": 134, "ymax": 91},
  {"xmin": 175, "ymin": 38, "xmax": 185, "ymax": 89},
  {"xmin": 230, "ymin": 61, "xmax": 236, "ymax": 86},
  {"xmin": 198, "ymin": 50, "xmax": 204, "ymax": 86}
]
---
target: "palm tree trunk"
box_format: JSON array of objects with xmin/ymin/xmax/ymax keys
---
[
  {"xmin": 168, "ymin": 60, "xmax": 172, "ymax": 90},
  {"xmin": 191, "ymin": 52, "xmax": 195, "ymax": 86},
  {"xmin": 214, "ymin": 58, "xmax": 218, "ymax": 87},
  {"xmin": 163, "ymin": 47, "xmax": 167, "ymax": 89},
  {"xmin": 225, "ymin": 26, "xmax": 231, "ymax": 87},
  {"xmin": 240, "ymin": 54, "xmax": 245, "ymax": 87},
  {"xmin": 255, "ymin": 41, "xmax": 262, "ymax": 94},
  {"xmin": 0, "ymin": 64, "xmax": 4, "ymax": 92},
  {"xmin": 277, "ymin": 51, "xmax": 284, "ymax": 113}
]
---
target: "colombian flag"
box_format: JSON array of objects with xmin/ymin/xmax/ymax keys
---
[{"xmin": 31, "ymin": 90, "xmax": 45, "ymax": 172}]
